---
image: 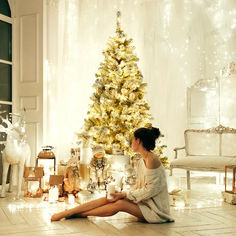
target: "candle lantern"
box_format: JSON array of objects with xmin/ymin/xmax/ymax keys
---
[
  {"xmin": 36, "ymin": 146, "xmax": 56, "ymax": 173},
  {"xmin": 36, "ymin": 146, "xmax": 56, "ymax": 193},
  {"xmin": 24, "ymin": 167, "xmax": 44, "ymax": 198},
  {"xmin": 225, "ymin": 165, "xmax": 236, "ymax": 194}
]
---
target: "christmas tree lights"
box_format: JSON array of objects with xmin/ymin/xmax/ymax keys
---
[
  {"xmin": 84, "ymin": 11, "xmax": 153, "ymax": 154},
  {"xmin": 83, "ymin": 11, "xmax": 169, "ymax": 167}
]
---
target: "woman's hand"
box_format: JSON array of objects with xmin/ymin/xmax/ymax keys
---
[{"xmin": 107, "ymin": 192, "xmax": 126, "ymax": 202}]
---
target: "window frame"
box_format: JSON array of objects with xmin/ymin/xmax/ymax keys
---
[
  {"xmin": 0, "ymin": 13, "xmax": 13, "ymax": 109},
  {"xmin": 0, "ymin": 5, "xmax": 13, "ymax": 183}
]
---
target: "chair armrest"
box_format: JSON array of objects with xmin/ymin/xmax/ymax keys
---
[{"xmin": 173, "ymin": 146, "xmax": 185, "ymax": 159}]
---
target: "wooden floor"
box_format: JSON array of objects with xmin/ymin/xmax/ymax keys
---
[{"xmin": 0, "ymin": 175, "xmax": 236, "ymax": 236}]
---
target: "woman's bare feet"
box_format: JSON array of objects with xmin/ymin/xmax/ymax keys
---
[
  {"xmin": 51, "ymin": 213, "xmax": 64, "ymax": 221},
  {"xmin": 51, "ymin": 210, "xmax": 87, "ymax": 221},
  {"xmin": 51, "ymin": 210, "xmax": 69, "ymax": 221}
]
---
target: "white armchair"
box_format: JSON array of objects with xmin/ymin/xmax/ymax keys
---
[{"xmin": 170, "ymin": 125, "xmax": 236, "ymax": 190}]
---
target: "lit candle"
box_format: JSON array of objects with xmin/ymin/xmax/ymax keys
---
[
  {"xmin": 48, "ymin": 186, "xmax": 59, "ymax": 203},
  {"xmin": 77, "ymin": 190, "xmax": 92, "ymax": 204},
  {"xmin": 42, "ymin": 175, "xmax": 50, "ymax": 191},
  {"xmin": 54, "ymin": 186, "xmax": 59, "ymax": 201},
  {"xmin": 77, "ymin": 192, "xmax": 85, "ymax": 204},
  {"xmin": 112, "ymin": 172, "xmax": 123, "ymax": 188},
  {"xmin": 48, "ymin": 188, "xmax": 54, "ymax": 203},
  {"xmin": 68, "ymin": 194, "xmax": 75, "ymax": 204},
  {"xmin": 107, "ymin": 184, "xmax": 115, "ymax": 200},
  {"xmin": 31, "ymin": 185, "xmax": 38, "ymax": 196}
]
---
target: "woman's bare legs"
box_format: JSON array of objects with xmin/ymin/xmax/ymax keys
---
[
  {"xmin": 51, "ymin": 198, "xmax": 145, "ymax": 221},
  {"xmin": 51, "ymin": 197, "xmax": 108, "ymax": 221},
  {"xmin": 80, "ymin": 199, "xmax": 145, "ymax": 220}
]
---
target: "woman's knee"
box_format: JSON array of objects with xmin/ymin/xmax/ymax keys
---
[{"xmin": 113, "ymin": 199, "xmax": 126, "ymax": 210}]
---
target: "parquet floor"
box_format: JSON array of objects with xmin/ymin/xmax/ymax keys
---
[{"xmin": 0, "ymin": 175, "xmax": 235, "ymax": 236}]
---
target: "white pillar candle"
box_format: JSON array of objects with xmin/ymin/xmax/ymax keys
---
[
  {"xmin": 77, "ymin": 190, "xmax": 92, "ymax": 204},
  {"xmin": 48, "ymin": 186, "xmax": 59, "ymax": 203},
  {"xmin": 42, "ymin": 175, "xmax": 50, "ymax": 190},
  {"xmin": 54, "ymin": 186, "xmax": 59, "ymax": 201},
  {"xmin": 31, "ymin": 185, "xmax": 38, "ymax": 196},
  {"xmin": 68, "ymin": 194, "xmax": 75, "ymax": 204},
  {"xmin": 107, "ymin": 184, "xmax": 116, "ymax": 200},
  {"xmin": 48, "ymin": 188, "xmax": 54, "ymax": 203}
]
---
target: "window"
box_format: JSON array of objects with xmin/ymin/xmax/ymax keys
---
[
  {"xmin": 0, "ymin": 0, "xmax": 12, "ymax": 123},
  {"xmin": 0, "ymin": 0, "xmax": 12, "ymax": 183}
]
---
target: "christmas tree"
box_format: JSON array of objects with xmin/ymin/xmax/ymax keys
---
[{"xmin": 84, "ymin": 12, "xmax": 169, "ymax": 166}]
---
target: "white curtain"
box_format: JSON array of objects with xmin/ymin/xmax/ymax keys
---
[{"xmin": 45, "ymin": 0, "xmax": 236, "ymax": 161}]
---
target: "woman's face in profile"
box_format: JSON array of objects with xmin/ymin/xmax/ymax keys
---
[{"xmin": 131, "ymin": 136, "xmax": 139, "ymax": 152}]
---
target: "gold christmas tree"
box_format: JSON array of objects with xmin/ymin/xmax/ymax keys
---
[{"xmin": 84, "ymin": 11, "xmax": 169, "ymax": 166}]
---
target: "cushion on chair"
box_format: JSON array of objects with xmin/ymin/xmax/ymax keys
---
[{"xmin": 170, "ymin": 155, "xmax": 236, "ymax": 170}]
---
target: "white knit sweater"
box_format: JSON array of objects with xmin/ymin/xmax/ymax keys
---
[{"xmin": 125, "ymin": 158, "xmax": 174, "ymax": 223}]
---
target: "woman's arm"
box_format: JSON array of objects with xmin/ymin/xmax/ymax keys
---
[{"xmin": 125, "ymin": 172, "xmax": 165, "ymax": 203}]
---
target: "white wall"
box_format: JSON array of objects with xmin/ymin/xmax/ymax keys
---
[
  {"xmin": 12, "ymin": 0, "xmax": 236, "ymax": 162},
  {"xmin": 45, "ymin": 0, "xmax": 236, "ymax": 161}
]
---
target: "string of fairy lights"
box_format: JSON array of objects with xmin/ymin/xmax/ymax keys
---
[{"xmin": 44, "ymin": 0, "xmax": 236, "ymax": 157}]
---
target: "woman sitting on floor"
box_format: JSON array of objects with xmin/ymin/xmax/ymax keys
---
[{"xmin": 51, "ymin": 127, "xmax": 174, "ymax": 223}]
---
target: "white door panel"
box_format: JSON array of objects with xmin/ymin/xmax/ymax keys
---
[{"xmin": 12, "ymin": 0, "xmax": 44, "ymax": 165}]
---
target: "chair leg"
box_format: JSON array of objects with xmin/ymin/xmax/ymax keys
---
[
  {"xmin": 186, "ymin": 170, "xmax": 191, "ymax": 190},
  {"xmin": 169, "ymin": 167, "xmax": 173, "ymax": 176}
]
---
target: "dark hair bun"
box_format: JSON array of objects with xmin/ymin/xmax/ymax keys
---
[
  {"xmin": 133, "ymin": 126, "xmax": 161, "ymax": 151},
  {"xmin": 150, "ymin": 127, "xmax": 160, "ymax": 139}
]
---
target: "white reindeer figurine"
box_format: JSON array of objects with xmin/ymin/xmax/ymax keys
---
[{"xmin": 0, "ymin": 115, "xmax": 31, "ymax": 199}]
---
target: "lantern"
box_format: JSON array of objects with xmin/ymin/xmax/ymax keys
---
[
  {"xmin": 225, "ymin": 165, "xmax": 236, "ymax": 194},
  {"xmin": 24, "ymin": 167, "xmax": 44, "ymax": 198},
  {"xmin": 36, "ymin": 146, "xmax": 56, "ymax": 174},
  {"xmin": 36, "ymin": 146, "xmax": 56, "ymax": 192}
]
